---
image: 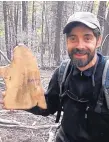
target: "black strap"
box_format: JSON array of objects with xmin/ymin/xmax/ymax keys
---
[
  {"xmin": 55, "ymin": 60, "xmax": 71, "ymax": 123},
  {"xmin": 94, "ymin": 87, "xmax": 104, "ymax": 113},
  {"xmin": 55, "ymin": 100, "xmax": 62, "ymax": 123},
  {"xmin": 87, "ymin": 56, "xmax": 107, "ymax": 113},
  {"xmin": 102, "ymin": 58, "xmax": 109, "ymax": 109}
]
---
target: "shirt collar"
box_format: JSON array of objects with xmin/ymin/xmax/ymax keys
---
[{"xmin": 72, "ymin": 55, "xmax": 99, "ymax": 77}]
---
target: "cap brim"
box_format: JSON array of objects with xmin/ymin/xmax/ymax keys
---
[{"xmin": 63, "ymin": 20, "xmax": 97, "ymax": 34}]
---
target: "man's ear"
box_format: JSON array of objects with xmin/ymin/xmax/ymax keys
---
[{"xmin": 96, "ymin": 35, "xmax": 102, "ymax": 48}]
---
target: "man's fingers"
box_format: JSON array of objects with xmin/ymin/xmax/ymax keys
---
[
  {"xmin": 8, "ymin": 109, "xmax": 15, "ymax": 113},
  {"xmin": 2, "ymin": 105, "xmax": 6, "ymax": 109},
  {"xmin": 0, "ymin": 100, "xmax": 4, "ymax": 104},
  {"xmin": 2, "ymin": 91, "xmax": 6, "ymax": 97},
  {"xmin": 0, "ymin": 91, "xmax": 15, "ymax": 112}
]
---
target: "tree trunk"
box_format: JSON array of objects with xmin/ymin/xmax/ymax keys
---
[
  {"xmin": 8, "ymin": 2, "xmax": 17, "ymax": 48},
  {"xmin": 41, "ymin": 1, "xmax": 45, "ymax": 68},
  {"xmin": 22, "ymin": 1, "xmax": 28, "ymax": 45},
  {"xmin": 97, "ymin": 1, "xmax": 106, "ymax": 31},
  {"xmin": 102, "ymin": 9, "xmax": 109, "ymax": 55},
  {"xmin": 31, "ymin": 1, "xmax": 37, "ymax": 49},
  {"xmin": 3, "ymin": 2, "xmax": 12, "ymax": 60},
  {"xmin": 3, "ymin": 2, "xmax": 10, "ymax": 59},
  {"xmin": 32, "ymin": 1, "xmax": 35, "ymax": 31},
  {"xmin": 87, "ymin": 1, "xmax": 94, "ymax": 12},
  {"xmin": 54, "ymin": 1, "xmax": 64, "ymax": 66},
  {"xmin": 14, "ymin": 2, "xmax": 19, "ymax": 45}
]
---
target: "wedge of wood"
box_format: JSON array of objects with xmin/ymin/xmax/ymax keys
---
[{"xmin": 0, "ymin": 45, "xmax": 47, "ymax": 109}]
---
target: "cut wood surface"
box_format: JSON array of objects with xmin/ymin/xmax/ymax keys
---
[{"xmin": 0, "ymin": 45, "xmax": 47, "ymax": 109}]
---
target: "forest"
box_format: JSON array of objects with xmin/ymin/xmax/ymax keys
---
[
  {"xmin": 0, "ymin": 1, "xmax": 109, "ymax": 68},
  {"xmin": 0, "ymin": 1, "xmax": 109, "ymax": 142}
]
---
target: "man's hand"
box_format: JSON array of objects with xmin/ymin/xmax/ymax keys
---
[{"xmin": 0, "ymin": 91, "xmax": 14, "ymax": 112}]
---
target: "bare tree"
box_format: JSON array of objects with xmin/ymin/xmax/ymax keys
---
[
  {"xmin": 97, "ymin": 1, "xmax": 106, "ymax": 31},
  {"xmin": 102, "ymin": 9, "xmax": 109, "ymax": 55},
  {"xmin": 40, "ymin": 1, "xmax": 45, "ymax": 68},
  {"xmin": 87, "ymin": 1, "xmax": 94, "ymax": 12},
  {"xmin": 31, "ymin": 1, "xmax": 36, "ymax": 49},
  {"xmin": 22, "ymin": 1, "xmax": 28, "ymax": 45},
  {"xmin": 3, "ymin": 2, "xmax": 10, "ymax": 59},
  {"xmin": 54, "ymin": 1, "xmax": 64, "ymax": 66},
  {"xmin": 3, "ymin": 2, "xmax": 15, "ymax": 60},
  {"xmin": 8, "ymin": 2, "xmax": 17, "ymax": 50},
  {"xmin": 14, "ymin": 2, "xmax": 19, "ymax": 45}
]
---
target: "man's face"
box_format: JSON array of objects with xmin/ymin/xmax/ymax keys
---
[{"xmin": 66, "ymin": 25, "xmax": 101, "ymax": 67}]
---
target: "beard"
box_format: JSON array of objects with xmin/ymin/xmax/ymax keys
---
[{"xmin": 68, "ymin": 48, "xmax": 95, "ymax": 67}]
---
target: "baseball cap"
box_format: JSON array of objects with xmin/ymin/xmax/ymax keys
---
[{"xmin": 63, "ymin": 12, "xmax": 101, "ymax": 34}]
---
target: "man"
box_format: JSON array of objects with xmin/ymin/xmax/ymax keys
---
[
  {"xmin": 4, "ymin": 12, "xmax": 109, "ymax": 142},
  {"xmin": 28, "ymin": 12, "xmax": 109, "ymax": 142}
]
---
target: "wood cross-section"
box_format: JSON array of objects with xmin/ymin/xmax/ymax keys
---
[{"xmin": 0, "ymin": 45, "xmax": 47, "ymax": 109}]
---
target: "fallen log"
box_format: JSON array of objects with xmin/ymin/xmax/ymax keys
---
[{"xmin": 0, "ymin": 123, "xmax": 59, "ymax": 130}]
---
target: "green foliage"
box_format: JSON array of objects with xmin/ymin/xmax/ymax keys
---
[
  {"xmin": 37, "ymin": 27, "xmax": 41, "ymax": 35},
  {"xmin": 0, "ymin": 23, "xmax": 4, "ymax": 37},
  {"xmin": 106, "ymin": 1, "xmax": 109, "ymax": 8},
  {"xmin": 0, "ymin": 30, "xmax": 4, "ymax": 37},
  {"xmin": 93, "ymin": 0, "xmax": 99, "ymax": 14}
]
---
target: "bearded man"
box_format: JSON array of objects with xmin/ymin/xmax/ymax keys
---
[{"xmin": 7, "ymin": 12, "xmax": 109, "ymax": 142}]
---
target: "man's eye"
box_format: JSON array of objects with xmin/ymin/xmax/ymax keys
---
[
  {"xmin": 86, "ymin": 38, "xmax": 90, "ymax": 40},
  {"xmin": 71, "ymin": 37, "xmax": 75, "ymax": 40},
  {"xmin": 85, "ymin": 37, "xmax": 91, "ymax": 41},
  {"xmin": 68, "ymin": 36, "xmax": 76, "ymax": 42}
]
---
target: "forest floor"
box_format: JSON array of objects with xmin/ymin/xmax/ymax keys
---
[{"xmin": 0, "ymin": 69, "xmax": 59, "ymax": 142}]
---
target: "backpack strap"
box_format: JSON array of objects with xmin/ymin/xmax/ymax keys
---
[
  {"xmin": 102, "ymin": 58, "xmax": 109, "ymax": 109},
  {"xmin": 55, "ymin": 59, "xmax": 71, "ymax": 123},
  {"xmin": 58, "ymin": 59, "xmax": 71, "ymax": 96}
]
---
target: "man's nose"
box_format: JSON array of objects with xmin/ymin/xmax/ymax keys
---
[{"xmin": 76, "ymin": 40, "xmax": 85, "ymax": 49}]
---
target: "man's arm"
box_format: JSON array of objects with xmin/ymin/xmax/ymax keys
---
[{"xmin": 27, "ymin": 68, "xmax": 60, "ymax": 116}]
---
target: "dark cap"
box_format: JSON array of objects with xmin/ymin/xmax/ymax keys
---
[{"xmin": 63, "ymin": 12, "xmax": 101, "ymax": 34}]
